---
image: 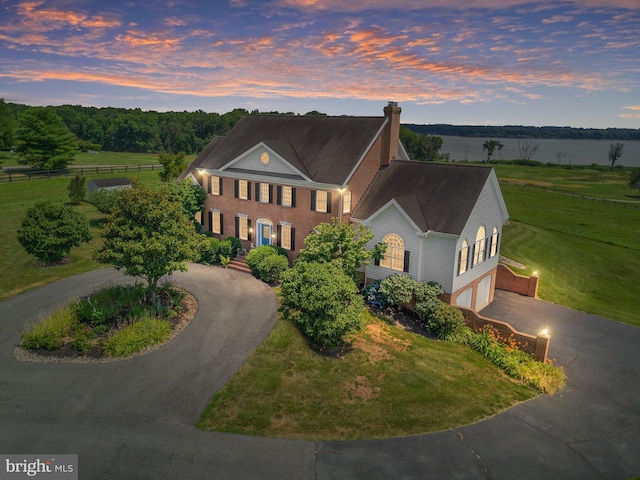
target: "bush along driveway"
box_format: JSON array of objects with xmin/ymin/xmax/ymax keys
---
[{"xmin": 1, "ymin": 269, "xmax": 639, "ymax": 479}]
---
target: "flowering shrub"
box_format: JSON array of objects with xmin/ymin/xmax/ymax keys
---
[{"xmin": 361, "ymin": 280, "xmax": 389, "ymax": 310}]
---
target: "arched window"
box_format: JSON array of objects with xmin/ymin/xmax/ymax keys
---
[
  {"xmin": 458, "ymin": 240, "xmax": 468, "ymax": 275},
  {"xmin": 380, "ymin": 233, "xmax": 405, "ymax": 271},
  {"xmin": 489, "ymin": 227, "xmax": 499, "ymax": 258},
  {"xmin": 473, "ymin": 226, "xmax": 486, "ymax": 266}
]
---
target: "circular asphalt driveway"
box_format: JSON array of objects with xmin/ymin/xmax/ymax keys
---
[{"xmin": 1, "ymin": 267, "xmax": 639, "ymax": 479}]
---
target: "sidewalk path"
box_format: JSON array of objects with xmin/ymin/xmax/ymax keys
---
[{"xmin": 1, "ymin": 269, "xmax": 638, "ymax": 479}]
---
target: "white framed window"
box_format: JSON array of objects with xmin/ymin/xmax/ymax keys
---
[
  {"xmin": 490, "ymin": 227, "xmax": 499, "ymax": 258},
  {"xmin": 237, "ymin": 216, "xmax": 250, "ymax": 240},
  {"xmin": 342, "ymin": 190, "xmax": 352, "ymax": 214},
  {"xmin": 239, "ymin": 180, "xmax": 248, "ymax": 200},
  {"xmin": 380, "ymin": 233, "xmax": 405, "ymax": 271},
  {"xmin": 281, "ymin": 186, "xmax": 293, "ymax": 207},
  {"xmin": 315, "ymin": 191, "xmax": 328, "ymax": 213},
  {"xmin": 473, "ymin": 226, "xmax": 486, "ymax": 266},
  {"xmin": 280, "ymin": 224, "xmax": 292, "ymax": 250},
  {"xmin": 459, "ymin": 239, "xmax": 468, "ymax": 275},
  {"xmin": 260, "ymin": 183, "xmax": 270, "ymax": 203},
  {"xmin": 211, "ymin": 210, "xmax": 222, "ymax": 234},
  {"xmin": 210, "ymin": 176, "xmax": 221, "ymax": 195}
]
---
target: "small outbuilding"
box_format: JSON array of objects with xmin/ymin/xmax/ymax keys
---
[{"xmin": 87, "ymin": 178, "xmax": 132, "ymax": 198}]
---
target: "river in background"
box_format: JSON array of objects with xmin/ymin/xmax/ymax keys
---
[{"xmin": 439, "ymin": 136, "xmax": 640, "ymax": 167}]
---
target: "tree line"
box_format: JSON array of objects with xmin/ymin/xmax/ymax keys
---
[
  {"xmin": 406, "ymin": 123, "xmax": 640, "ymax": 141},
  {"xmin": 0, "ymin": 100, "xmax": 277, "ymax": 155}
]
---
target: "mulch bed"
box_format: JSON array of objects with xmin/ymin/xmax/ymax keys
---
[{"xmin": 14, "ymin": 291, "xmax": 198, "ymax": 363}]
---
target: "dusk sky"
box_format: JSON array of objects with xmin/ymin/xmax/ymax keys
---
[{"xmin": 1, "ymin": 0, "xmax": 639, "ymax": 128}]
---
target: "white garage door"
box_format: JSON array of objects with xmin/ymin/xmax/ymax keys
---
[
  {"xmin": 475, "ymin": 275, "xmax": 492, "ymax": 311},
  {"xmin": 455, "ymin": 287, "xmax": 473, "ymax": 309}
]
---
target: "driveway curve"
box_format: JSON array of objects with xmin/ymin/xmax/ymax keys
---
[{"xmin": 1, "ymin": 268, "xmax": 639, "ymax": 479}]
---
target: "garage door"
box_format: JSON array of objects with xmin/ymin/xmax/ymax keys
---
[{"xmin": 475, "ymin": 275, "xmax": 492, "ymax": 311}]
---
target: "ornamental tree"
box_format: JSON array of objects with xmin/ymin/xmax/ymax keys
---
[
  {"xmin": 295, "ymin": 218, "xmax": 384, "ymax": 284},
  {"xmin": 14, "ymin": 107, "xmax": 77, "ymax": 170},
  {"xmin": 17, "ymin": 202, "xmax": 92, "ymax": 264},
  {"xmin": 93, "ymin": 182, "xmax": 207, "ymax": 301},
  {"xmin": 158, "ymin": 151, "xmax": 188, "ymax": 182},
  {"xmin": 279, "ymin": 261, "xmax": 364, "ymax": 347}
]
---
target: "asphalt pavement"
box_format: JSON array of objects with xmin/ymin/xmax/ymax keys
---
[{"xmin": 1, "ymin": 267, "xmax": 638, "ymax": 479}]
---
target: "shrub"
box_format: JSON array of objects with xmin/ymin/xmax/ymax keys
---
[
  {"xmin": 414, "ymin": 281, "xmax": 444, "ymax": 321},
  {"xmin": 379, "ymin": 274, "xmax": 415, "ymax": 309},
  {"xmin": 67, "ymin": 174, "xmax": 86, "ymax": 204},
  {"xmin": 425, "ymin": 303, "xmax": 466, "ymax": 341},
  {"xmin": 463, "ymin": 326, "xmax": 566, "ymax": 394},
  {"xmin": 102, "ymin": 315, "xmax": 172, "ymax": 357},
  {"xmin": 21, "ymin": 307, "xmax": 77, "ymax": 350},
  {"xmin": 246, "ymin": 245, "xmax": 289, "ymax": 283},
  {"xmin": 89, "ymin": 188, "xmax": 121, "ymax": 214},
  {"xmin": 198, "ymin": 237, "xmax": 221, "ymax": 265},
  {"xmin": 17, "ymin": 201, "xmax": 92, "ymax": 263},
  {"xmin": 257, "ymin": 254, "xmax": 289, "ymax": 284},
  {"xmin": 224, "ymin": 236, "xmax": 242, "ymax": 257},
  {"xmin": 218, "ymin": 238, "xmax": 235, "ymax": 260},
  {"xmin": 280, "ymin": 261, "xmax": 365, "ymax": 347},
  {"xmin": 361, "ymin": 280, "xmax": 389, "ymax": 310}
]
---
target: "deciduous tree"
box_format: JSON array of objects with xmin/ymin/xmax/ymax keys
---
[
  {"xmin": 93, "ymin": 182, "xmax": 206, "ymax": 301},
  {"xmin": 295, "ymin": 218, "xmax": 384, "ymax": 284},
  {"xmin": 608, "ymin": 142, "xmax": 624, "ymax": 170},
  {"xmin": 158, "ymin": 151, "xmax": 188, "ymax": 182},
  {"xmin": 17, "ymin": 202, "xmax": 91, "ymax": 264},
  {"xmin": 482, "ymin": 139, "xmax": 503, "ymax": 162}
]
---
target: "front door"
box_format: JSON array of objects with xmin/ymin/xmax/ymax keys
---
[{"xmin": 256, "ymin": 219, "xmax": 273, "ymax": 246}]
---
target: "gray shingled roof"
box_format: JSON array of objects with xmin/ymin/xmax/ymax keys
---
[
  {"xmin": 180, "ymin": 136, "xmax": 224, "ymax": 181},
  {"xmin": 188, "ymin": 115, "xmax": 388, "ymax": 184},
  {"xmin": 87, "ymin": 177, "xmax": 131, "ymax": 188},
  {"xmin": 351, "ymin": 161, "xmax": 494, "ymax": 235}
]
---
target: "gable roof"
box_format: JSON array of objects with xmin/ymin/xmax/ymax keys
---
[
  {"xmin": 179, "ymin": 136, "xmax": 224, "ymax": 181},
  {"xmin": 187, "ymin": 115, "xmax": 388, "ymax": 184},
  {"xmin": 351, "ymin": 161, "xmax": 495, "ymax": 235}
]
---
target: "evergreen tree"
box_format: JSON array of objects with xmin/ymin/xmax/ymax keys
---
[{"xmin": 15, "ymin": 107, "xmax": 77, "ymax": 170}]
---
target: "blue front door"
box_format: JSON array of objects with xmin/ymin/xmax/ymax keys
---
[{"xmin": 257, "ymin": 221, "xmax": 272, "ymax": 246}]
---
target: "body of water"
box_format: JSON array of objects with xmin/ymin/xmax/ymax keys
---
[{"xmin": 439, "ymin": 136, "xmax": 640, "ymax": 167}]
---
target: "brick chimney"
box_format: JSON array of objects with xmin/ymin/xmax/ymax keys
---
[{"xmin": 382, "ymin": 101, "xmax": 401, "ymax": 167}]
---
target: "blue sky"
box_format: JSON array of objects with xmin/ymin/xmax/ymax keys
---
[{"xmin": 0, "ymin": 0, "xmax": 639, "ymax": 128}]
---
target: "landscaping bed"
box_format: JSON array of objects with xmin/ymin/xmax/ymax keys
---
[{"xmin": 16, "ymin": 284, "xmax": 197, "ymax": 362}]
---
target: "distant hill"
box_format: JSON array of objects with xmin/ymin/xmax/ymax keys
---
[{"xmin": 405, "ymin": 124, "xmax": 640, "ymax": 141}]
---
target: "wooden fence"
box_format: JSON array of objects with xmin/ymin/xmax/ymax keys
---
[{"xmin": 0, "ymin": 164, "xmax": 161, "ymax": 184}]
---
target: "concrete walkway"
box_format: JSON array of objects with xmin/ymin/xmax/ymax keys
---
[{"xmin": 1, "ymin": 269, "xmax": 639, "ymax": 479}]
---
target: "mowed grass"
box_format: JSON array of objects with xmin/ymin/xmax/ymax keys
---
[
  {"xmin": 500, "ymin": 222, "xmax": 640, "ymax": 327},
  {"xmin": 1, "ymin": 150, "xmax": 197, "ymax": 167},
  {"xmin": 499, "ymin": 182, "xmax": 640, "ymax": 327},
  {"xmin": 492, "ymin": 164, "xmax": 636, "ymax": 200},
  {"xmin": 0, "ymin": 170, "xmax": 163, "ymax": 301},
  {"xmin": 198, "ymin": 312, "xmax": 536, "ymax": 440}
]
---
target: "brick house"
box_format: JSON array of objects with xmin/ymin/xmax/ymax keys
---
[{"xmin": 182, "ymin": 102, "xmax": 508, "ymax": 311}]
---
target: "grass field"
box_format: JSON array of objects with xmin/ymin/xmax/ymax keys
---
[
  {"xmin": 198, "ymin": 312, "xmax": 536, "ymax": 440},
  {"xmin": 0, "ymin": 150, "xmax": 197, "ymax": 168},
  {"xmin": 0, "ymin": 170, "xmax": 163, "ymax": 301},
  {"xmin": 492, "ymin": 164, "xmax": 637, "ymax": 200}
]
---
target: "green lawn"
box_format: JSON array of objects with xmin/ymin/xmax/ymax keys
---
[
  {"xmin": 0, "ymin": 150, "xmax": 197, "ymax": 168},
  {"xmin": 0, "ymin": 170, "xmax": 163, "ymax": 301},
  {"xmin": 198, "ymin": 312, "xmax": 536, "ymax": 440},
  {"xmin": 501, "ymin": 221, "xmax": 640, "ymax": 326},
  {"xmin": 492, "ymin": 164, "xmax": 636, "ymax": 200}
]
